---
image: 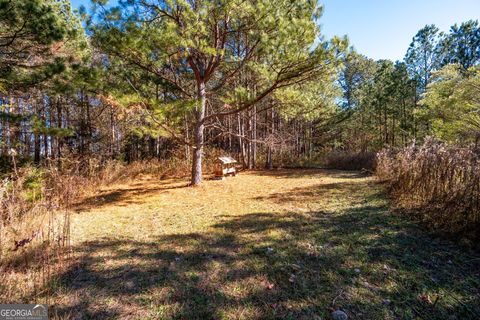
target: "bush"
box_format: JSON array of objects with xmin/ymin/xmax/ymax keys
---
[
  {"xmin": 0, "ymin": 152, "xmax": 196, "ymax": 303},
  {"xmin": 324, "ymin": 151, "xmax": 376, "ymax": 171},
  {"xmin": 0, "ymin": 166, "xmax": 71, "ymax": 304},
  {"xmin": 376, "ymin": 138, "xmax": 480, "ymax": 239}
]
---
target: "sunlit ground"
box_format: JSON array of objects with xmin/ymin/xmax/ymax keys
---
[{"xmin": 51, "ymin": 169, "xmax": 480, "ymax": 319}]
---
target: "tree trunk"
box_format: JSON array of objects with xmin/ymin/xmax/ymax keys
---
[
  {"xmin": 34, "ymin": 135, "xmax": 40, "ymax": 164},
  {"xmin": 266, "ymin": 105, "xmax": 274, "ymax": 169},
  {"xmin": 191, "ymin": 81, "xmax": 206, "ymax": 186},
  {"xmin": 110, "ymin": 105, "xmax": 116, "ymax": 159},
  {"xmin": 56, "ymin": 97, "xmax": 62, "ymax": 165},
  {"xmin": 43, "ymin": 101, "xmax": 48, "ymax": 160},
  {"xmin": 33, "ymin": 98, "xmax": 40, "ymax": 164},
  {"xmin": 184, "ymin": 114, "xmax": 190, "ymax": 161},
  {"xmin": 252, "ymin": 105, "xmax": 257, "ymax": 168},
  {"xmin": 238, "ymin": 113, "xmax": 246, "ymax": 167},
  {"xmin": 247, "ymin": 110, "xmax": 252, "ymax": 169}
]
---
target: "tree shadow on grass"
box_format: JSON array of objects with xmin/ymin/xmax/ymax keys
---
[
  {"xmin": 252, "ymin": 168, "xmax": 370, "ymax": 180},
  {"xmin": 252, "ymin": 179, "xmax": 480, "ymax": 318},
  {"xmin": 50, "ymin": 175, "xmax": 480, "ymax": 319},
  {"xmin": 254, "ymin": 180, "xmax": 380, "ymax": 206},
  {"xmin": 74, "ymin": 182, "xmax": 190, "ymax": 212}
]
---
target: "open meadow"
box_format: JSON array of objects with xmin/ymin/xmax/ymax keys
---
[{"xmin": 45, "ymin": 169, "xmax": 479, "ymax": 319}]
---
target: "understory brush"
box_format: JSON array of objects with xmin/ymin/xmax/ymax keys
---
[
  {"xmin": 323, "ymin": 150, "xmax": 377, "ymax": 171},
  {"xmin": 376, "ymin": 138, "xmax": 480, "ymax": 242},
  {"xmin": 0, "ymin": 149, "xmax": 222, "ymax": 304},
  {"xmin": 277, "ymin": 150, "xmax": 376, "ymax": 171}
]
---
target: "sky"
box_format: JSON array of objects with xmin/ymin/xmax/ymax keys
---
[
  {"xmin": 71, "ymin": 0, "xmax": 480, "ymax": 61},
  {"xmin": 320, "ymin": 0, "xmax": 480, "ymax": 61}
]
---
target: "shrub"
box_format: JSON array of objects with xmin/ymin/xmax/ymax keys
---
[
  {"xmin": 376, "ymin": 138, "xmax": 480, "ymax": 239},
  {"xmin": 0, "ymin": 151, "xmax": 197, "ymax": 304},
  {"xmin": 323, "ymin": 150, "xmax": 376, "ymax": 171},
  {"xmin": 0, "ymin": 166, "xmax": 71, "ymax": 303}
]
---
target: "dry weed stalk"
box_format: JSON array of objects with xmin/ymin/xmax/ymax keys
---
[
  {"xmin": 376, "ymin": 138, "xmax": 480, "ymax": 238},
  {"xmin": 0, "ymin": 149, "xmax": 221, "ymax": 303}
]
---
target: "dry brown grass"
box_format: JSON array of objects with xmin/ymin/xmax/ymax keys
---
[
  {"xmin": 0, "ymin": 165, "xmax": 74, "ymax": 305},
  {"xmin": 376, "ymin": 138, "xmax": 480, "ymax": 239},
  {"xmin": 70, "ymin": 170, "xmax": 364, "ymax": 241},
  {"xmin": 0, "ymin": 156, "xmax": 186, "ymax": 304},
  {"xmin": 0, "ymin": 149, "xmax": 226, "ymax": 306}
]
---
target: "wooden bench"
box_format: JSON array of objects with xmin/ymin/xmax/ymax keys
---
[{"xmin": 215, "ymin": 156, "xmax": 238, "ymax": 179}]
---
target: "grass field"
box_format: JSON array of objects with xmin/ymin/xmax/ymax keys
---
[{"xmin": 52, "ymin": 169, "xmax": 479, "ymax": 319}]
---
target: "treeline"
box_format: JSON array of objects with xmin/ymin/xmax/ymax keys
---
[
  {"xmin": 336, "ymin": 21, "xmax": 480, "ymax": 151},
  {"xmin": 0, "ymin": 0, "xmax": 346, "ymax": 186},
  {"xmin": 0, "ymin": 0, "xmax": 479, "ymax": 185}
]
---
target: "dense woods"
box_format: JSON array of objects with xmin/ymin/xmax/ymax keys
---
[
  {"xmin": 336, "ymin": 21, "xmax": 480, "ymax": 151},
  {"xmin": 1, "ymin": 2, "xmax": 479, "ymax": 179},
  {"xmin": 1, "ymin": 0, "xmax": 346, "ymax": 185},
  {"xmin": 1, "ymin": 0, "xmax": 480, "ymax": 317}
]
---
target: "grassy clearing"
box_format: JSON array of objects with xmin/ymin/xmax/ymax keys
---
[{"xmin": 49, "ymin": 169, "xmax": 478, "ymax": 319}]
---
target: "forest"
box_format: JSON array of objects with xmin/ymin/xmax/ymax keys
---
[{"xmin": 1, "ymin": 0, "xmax": 480, "ymax": 319}]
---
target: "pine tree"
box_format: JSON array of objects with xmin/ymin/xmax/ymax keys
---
[{"xmin": 89, "ymin": 0, "xmax": 346, "ymax": 185}]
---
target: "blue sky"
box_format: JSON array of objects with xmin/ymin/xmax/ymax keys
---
[
  {"xmin": 321, "ymin": 0, "xmax": 480, "ymax": 61},
  {"xmin": 71, "ymin": 0, "xmax": 480, "ymax": 61}
]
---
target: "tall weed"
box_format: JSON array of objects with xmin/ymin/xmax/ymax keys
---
[
  {"xmin": 376, "ymin": 138, "xmax": 480, "ymax": 239},
  {"xmin": 0, "ymin": 150, "xmax": 207, "ymax": 304}
]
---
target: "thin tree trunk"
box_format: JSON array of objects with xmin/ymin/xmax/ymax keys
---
[
  {"xmin": 238, "ymin": 113, "xmax": 246, "ymax": 167},
  {"xmin": 184, "ymin": 114, "xmax": 190, "ymax": 161},
  {"xmin": 266, "ymin": 105, "xmax": 274, "ymax": 169},
  {"xmin": 43, "ymin": 101, "xmax": 48, "ymax": 159},
  {"xmin": 247, "ymin": 110, "xmax": 252, "ymax": 169},
  {"xmin": 56, "ymin": 97, "xmax": 62, "ymax": 165},
  {"xmin": 228, "ymin": 115, "xmax": 232, "ymax": 151},
  {"xmin": 110, "ymin": 105, "xmax": 115, "ymax": 159},
  {"xmin": 191, "ymin": 81, "xmax": 206, "ymax": 186},
  {"xmin": 252, "ymin": 104, "xmax": 257, "ymax": 168}
]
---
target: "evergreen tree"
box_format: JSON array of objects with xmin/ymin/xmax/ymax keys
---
[
  {"xmin": 437, "ymin": 20, "xmax": 480, "ymax": 69},
  {"xmin": 422, "ymin": 64, "xmax": 480, "ymax": 143},
  {"xmin": 89, "ymin": 0, "xmax": 346, "ymax": 185},
  {"xmin": 0, "ymin": 0, "xmax": 81, "ymax": 92},
  {"xmin": 405, "ymin": 24, "xmax": 439, "ymax": 93}
]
